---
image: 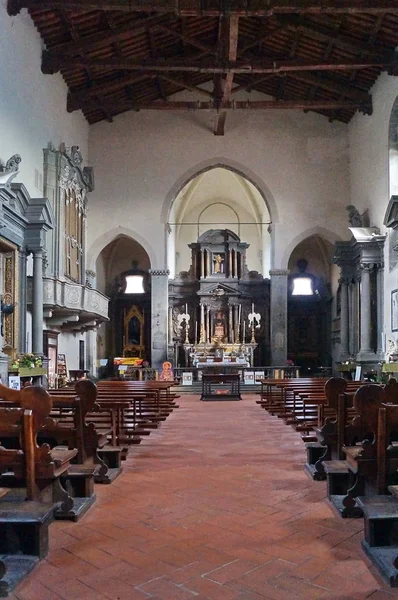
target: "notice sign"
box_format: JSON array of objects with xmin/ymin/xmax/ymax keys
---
[
  {"xmin": 182, "ymin": 372, "xmax": 193, "ymax": 386},
  {"xmin": 9, "ymin": 375, "xmax": 21, "ymax": 390},
  {"xmin": 254, "ymin": 371, "xmax": 265, "ymax": 384},
  {"xmin": 244, "ymin": 371, "xmax": 255, "ymax": 385}
]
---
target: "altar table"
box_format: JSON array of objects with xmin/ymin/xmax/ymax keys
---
[{"xmin": 200, "ymin": 373, "xmax": 241, "ymax": 401}]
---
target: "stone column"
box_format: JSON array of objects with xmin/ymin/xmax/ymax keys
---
[
  {"xmin": 339, "ymin": 277, "xmax": 350, "ymax": 360},
  {"xmin": 357, "ymin": 263, "xmax": 374, "ymax": 360},
  {"xmin": 200, "ymin": 250, "xmax": 204, "ymax": 278},
  {"xmin": 168, "ymin": 305, "xmax": 173, "ymax": 345},
  {"xmin": 32, "ymin": 248, "xmax": 44, "ymax": 355},
  {"xmin": 376, "ymin": 263, "xmax": 384, "ymax": 358},
  {"xmin": 18, "ymin": 249, "xmax": 27, "ymax": 354},
  {"xmin": 86, "ymin": 328, "xmax": 97, "ymax": 377},
  {"xmin": 149, "ymin": 269, "xmax": 169, "ymax": 370},
  {"xmin": 270, "ymin": 269, "xmax": 289, "ymax": 366}
]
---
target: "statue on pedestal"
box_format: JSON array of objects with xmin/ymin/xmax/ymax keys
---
[{"xmin": 213, "ymin": 254, "xmax": 224, "ymax": 274}]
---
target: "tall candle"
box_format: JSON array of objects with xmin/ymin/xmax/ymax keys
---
[
  {"xmin": 185, "ymin": 303, "xmax": 188, "ymax": 314},
  {"xmin": 243, "ymin": 321, "xmax": 246, "ymax": 341},
  {"xmin": 252, "ymin": 303, "xmax": 254, "ymax": 314},
  {"xmin": 238, "ymin": 304, "xmax": 241, "ymax": 325}
]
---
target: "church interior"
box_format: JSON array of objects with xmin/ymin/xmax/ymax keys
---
[{"xmin": 2, "ymin": 0, "xmax": 398, "ymax": 598}]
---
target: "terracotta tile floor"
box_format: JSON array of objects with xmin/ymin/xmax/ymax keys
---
[{"xmin": 8, "ymin": 395, "xmax": 398, "ymax": 600}]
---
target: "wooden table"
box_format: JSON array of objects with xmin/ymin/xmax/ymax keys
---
[{"xmin": 200, "ymin": 373, "xmax": 241, "ymax": 401}]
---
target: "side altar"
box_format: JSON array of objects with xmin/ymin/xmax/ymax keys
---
[{"xmin": 168, "ymin": 229, "xmax": 269, "ymax": 367}]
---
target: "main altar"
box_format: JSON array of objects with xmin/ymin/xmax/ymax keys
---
[{"xmin": 168, "ymin": 229, "xmax": 270, "ymax": 367}]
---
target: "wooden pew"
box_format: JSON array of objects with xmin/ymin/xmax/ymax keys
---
[
  {"xmin": 0, "ymin": 387, "xmax": 77, "ymax": 596},
  {"xmin": 323, "ymin": 380, "xmax": 398, "ymax": 517},
  {"xmin": 354, "ymin": 403, "xmax": 398, "ymax": 587},
  {"xmin": 51, "ymin": 387, "xmax": 159, "ymax": 450},
  {"xmin": 53, "ymin": 379, "xmax": 178, "ymax": 453},
  {"xmin": 304, "ymin": 378, "xmax": 364, "ymax": 480},
  {"xmin": 48, "ymin": 381, "xmax": 124, "ymax": 485},
  {"xmin": 0, "ymin": 382, "xmax": 102, "ymax": 515}
]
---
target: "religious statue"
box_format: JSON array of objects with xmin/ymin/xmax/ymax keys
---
[
  {"xmin": 213, "ymin": 254, "xmax": 224, "ymax": 274},
  {"xmin": 346, "ymin": 205, "xmax": 369, "ymax": 227},
  {"xmin": 127, "ymin": 315, "xmax": 141, "ymax": 345},
  {"xmin": 214, "ymin": 310, "xmax": 226, "ymax": 340},
  {"xmin": 159, "ymin": 361, "xmax": 174, "ymax": 381}
]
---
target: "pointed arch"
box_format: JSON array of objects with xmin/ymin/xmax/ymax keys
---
[
  {"xmin": 87, "ymin": 226, "xmax": 156, "ymax": 272},
  {"xmin": 161, "ymin": 157, "xmax": 278, "ymax": 225},
  {"xmin": 281, "ymin": 226, "xmax": 342, "ymax": 270}
]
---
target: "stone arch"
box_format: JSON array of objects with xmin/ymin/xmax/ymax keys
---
[
  {"xmin": 161, "ymin": 157, "xmax": 278, "ymax": 225},
  {"xmin": 87, "ymin": 226, "xmax": 156, "ymax": 273},
  {"xmin": 280, "ymin": 226, "xmax": 342, "ymax": 270}
]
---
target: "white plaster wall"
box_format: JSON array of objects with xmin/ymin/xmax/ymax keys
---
[
  {"xmin": 57, "ymin": 331, "xmax": 86, "ymax": 373},
  {"xmin": 0, "ymin": 3, "xmax": 90, "ymax": 366},
  {"xmin": 87, "ymin": 105, "xmax": 350, "ymax": 272},
  {"xmin": 0, "ymin": 2, "xmax": 89, "ymax": 197},
  {"xmin": 349, "ymin": 72, "xmax": 398, "ymax": 351}
]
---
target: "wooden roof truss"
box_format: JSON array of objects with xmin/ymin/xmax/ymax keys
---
[{"xmin": 8, "ymin": 0, "xmax": 398, "ymax": 134}]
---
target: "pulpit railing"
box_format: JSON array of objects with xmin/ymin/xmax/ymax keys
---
[{"xmin": 173, "ymin": 365, "xmax": 300, "ymax": 384}]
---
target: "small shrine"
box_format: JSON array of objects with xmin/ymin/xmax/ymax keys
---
[{"xmin": 168, "ymin": 229, "xmax": 270, "ymax": 367}]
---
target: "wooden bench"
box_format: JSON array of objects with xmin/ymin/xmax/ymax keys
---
[
  {"xmin": 0, "ymin": 382, "xmax": 100, "ymax": 517},
  {"xmin": 0, "ymin": 386, "xmax": 77, "ymax": 596},
  {"xmin": 304, "ymin": 378, "xmax": 364, "ymax": 480},
  {"xmin": 323, "ymin": 380, "xmax": 398, "ymax": 517},
  {"xmin": 354, "ymin": 403, "xmax": 398, "ymax": 586}
]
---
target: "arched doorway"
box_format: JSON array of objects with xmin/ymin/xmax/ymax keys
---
[
  {"xmin": 95, "ymin": 235, "xmax": 151, "ymax": 372},
  {"xmin": 287, "ymin": 235, "xmax": 334, "ymax": 373}
]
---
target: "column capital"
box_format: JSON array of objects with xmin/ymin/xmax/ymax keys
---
[
  {"xmin": 269, "ymin": 269, "xmax": 289, "ymax": 277},
  {"xmin": 27, "ymin": 246, "xmax": 45, "ymax": 256},
  {"xmin": 339, "ymin": 276, "xmax": 351, "ymax": 285},
  {"xmin": 360, "ymin": 263, "xmax": 373, "ymax": 273},
  {"xmin": 149, "ymin": 269, "xmax": 170, "ymax": 276}
]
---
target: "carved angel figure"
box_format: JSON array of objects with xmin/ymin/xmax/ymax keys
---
[
  {"xmin": 346, "ymin": 205, "xmax": 364, "ymax": 227},
  {"xmin": 248, "ymin": 312, "xmax": 261, "ymax": 329}
]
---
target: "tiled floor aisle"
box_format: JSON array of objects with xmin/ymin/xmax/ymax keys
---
[{"xmin": 8, "ymin": 395, "xmax": 398, "ymax": 600}]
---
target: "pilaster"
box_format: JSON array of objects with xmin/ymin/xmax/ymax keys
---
[
  {"xmin": 270, "ymin": 269, "xmax": 289, "ymax": 366},
  {"xmin": 149, "ymin": 269, "xmax": 169, "ymax": 369}
]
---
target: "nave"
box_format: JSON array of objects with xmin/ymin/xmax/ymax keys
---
[{"xmin": 7, "ymin": 396, "xmax": 398, "ymax": 600}]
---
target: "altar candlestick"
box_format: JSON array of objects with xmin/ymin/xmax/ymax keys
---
[
  {"xmin": 238, "ymin": 304, "xmax": 241, "ymax": 326},
  {"xmin": 252, "ymin": 302, "xmax": 254, "ymax": 314},
  {"xmin": 243, "ymin": 321, "xmax": 246, "ymax": 342}
]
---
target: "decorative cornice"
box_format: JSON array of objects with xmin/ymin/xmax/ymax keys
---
[
  {"xmin": 149, "ymin": 269, "xmax": 170, "ymax": 276},
  {"xmin": 384, "ymin": 195, "xmax": 398, "ymax": 230},
  {"xmin": 269, "ymin": 269, "xmax": 289, "ymax": 276}
]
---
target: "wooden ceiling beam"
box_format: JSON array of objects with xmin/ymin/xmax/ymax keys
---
[
  {"xmin": 43, "ymin": 14, "xmax": 170, "ymax": 57},
  {"xmin": 76, "ymin": 98, "xmax": 373, "ymax": 113},
  {"xmin": 277, "ymin": 15, "xmax": 391, "ymax": 57},
  {"xmin": 157, "ymin": 74, "xmax": 213, "ymax": 97},
  {"xmin": 67, "ymin": 72, "xmax": 155, "ymax": 111},
  {"xmin": 43, "ymin": 53, "xmax": 396, "ymax": 74},
  {"xmin": 155, "ymin": 24, "xmax": 217, "ymax": 56},
  {"xmin": 283, "ymin": 71, "xmax": 371, "ymax": 101},
  {"xmin": 8, "ymin": 0, "xmax": 398, "ymax": 16},
  {"xmin": 215, "ymin": 15, "xmax": 239, "ymax": 135}
]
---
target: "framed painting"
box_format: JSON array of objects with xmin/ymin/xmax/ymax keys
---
[{"xmin": 392, "ymin": 289, "xmax": 398, "ymax": 332}]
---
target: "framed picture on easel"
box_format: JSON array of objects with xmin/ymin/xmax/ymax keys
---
[{"xmin": 392, "ymin": 289, "xmax": 398, "ymax": 332}]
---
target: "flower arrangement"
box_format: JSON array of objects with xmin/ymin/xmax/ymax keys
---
[{"xmin": 11, "ymin": 353, "xmax": 43, "ymax": 370}]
